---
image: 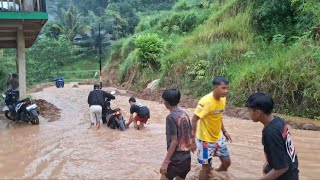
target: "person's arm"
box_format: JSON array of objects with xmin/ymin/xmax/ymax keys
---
[
  {"xmin": 221, "ymin": 121, "xmax": 232, "ymax": 142},
  {"xmin": 190, "ymin": 99, "xmax": 210, "ymax": 152},
  {"xmin": 259, "ymin": 167, "xmax": 289, "ymax": 180},
  {"xmin": 129, "ymin": 114, "xmax": 134, "ymax": 121},
  {"xmin": 104, "ymin": 91, "xmax": 115, "ymax": 100},
  {"xmin": 87, "ymin": 92, "xmax": 92, "ymax": 105},
  {"xmin": 260, "ymin": 131, "xmax": 290, "ymax": 179},
  {"xmin": 126, "ymin": 105, "xmax": 135, "ymax": 126},
  {"xmin": 160, "ymin": 116, "xmax": 178, "ymax": 175},
  {"xmin": 160, "ymin": 134, "xmax": 178, "ymax": 175}
]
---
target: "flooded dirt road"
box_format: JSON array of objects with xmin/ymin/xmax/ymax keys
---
[{"xmin": 0, "ymin": 84, "xmax": 319, "ymax": 179}]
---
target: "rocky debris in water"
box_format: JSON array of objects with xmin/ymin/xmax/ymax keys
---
[
  {"xmin": 302, "ymin": 124, "xmax": 319, "ymax": 130},
  {"xmin": 225, "ymin": 107, "xmax": 251, "ymax": 120},
  {"xmin": 286, "ymin": 121, "xmax": 320, "ymax": 131},
  {"xmin": 35, "ymin": 99, "xmax": 61, "ymax": 122},
  {"xmin": 128, "ymin": 88, "xmax": 198, "ymax": 108},
  {"xmin": 146, "ymin": 79, "xmax": 160, "ymax": 91},
  {"xmin": 117, "ymin": 89, "xmax": 127, "ymax": 94}
]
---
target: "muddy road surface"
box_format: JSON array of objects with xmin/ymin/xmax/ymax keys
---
[{"xmin": 0, "ymin": 84, "xmax": 319, "ymax": 179}]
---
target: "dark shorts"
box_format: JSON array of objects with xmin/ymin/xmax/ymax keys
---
[
  {"xmin": 134, "ymin": 115, "xmax": 148, "ymax": 124},
  {"xmin": 166, "ymin": 157, "xmax": 191, "ymax": 180}
]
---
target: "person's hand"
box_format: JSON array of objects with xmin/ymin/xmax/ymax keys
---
[
  {"xmin": 223, "ymin": 131, "xmax": 232, "ymax": 143},
  {"xmin": 160, "ymin": 162, "xmax": 169, "ymax": 175},
  {"xmin": 190, "ymin": 139, "xmax": 197, "ymax": 153}
]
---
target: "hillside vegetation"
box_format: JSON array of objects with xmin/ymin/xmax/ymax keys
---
[{"xmin": 106, "ymin": 0, "xmax": 320, "ymax": 119}]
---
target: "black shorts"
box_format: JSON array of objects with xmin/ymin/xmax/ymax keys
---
[{"xmin": 166, "ymin": 157, "xmax": 191, "ymax": 180}]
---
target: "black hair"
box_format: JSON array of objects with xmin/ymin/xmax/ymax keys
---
[
  {"xmin": 162, "ymin": 88, "xmax": 181, "ymax": 106},
  {"xmin": 246, "ymin": 92, "xmax": 274, "ymax": 115},
  {"xmin": 212, "ymin": 76, "xmax": 229, "ymax": 86},
  {"xmin": 129, "ymin": 97, "xmax": 136, "ymax": 103},
  {"xmin": 12, "ymin": 73, "xmax": 18, "ymax": 78},
  {"xmin": 93, "ymin": 84, "xmax": 100, "ymax": 89}
]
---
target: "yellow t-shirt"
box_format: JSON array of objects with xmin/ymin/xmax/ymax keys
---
[{"xmin": 194, "ymin": 92, "xmax": 226, "ymax": 142}]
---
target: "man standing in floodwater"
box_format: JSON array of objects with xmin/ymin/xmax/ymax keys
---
[
  {"xmin": 190, "ymin": 76, "xmax": 232, "ymax": 179},
  {"xmin": 160, "ymin": 88, "xmax": 192, "ymax": 180},
  {"xmin": 87, "ymin": 84, "xmax": 115, "ymax": 129},
  {"xmin": 246, "ymin": 92, "xmax": 299, "ymax": 180}
]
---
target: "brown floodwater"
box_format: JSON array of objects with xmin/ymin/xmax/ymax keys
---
[{"xmin": 0, "ymin": 84, "xmax": 319, "ymax": 179}]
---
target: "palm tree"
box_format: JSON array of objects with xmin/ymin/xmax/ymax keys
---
[{"xmin": 56, "ymin": 5, "xmax": 86, "ymax": 43}]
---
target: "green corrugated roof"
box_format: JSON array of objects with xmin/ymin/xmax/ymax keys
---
[{"xmin": 0, "ymin": 12, "xmax": 48, "ymax": 20}]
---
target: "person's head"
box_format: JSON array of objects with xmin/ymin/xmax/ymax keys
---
[
  {"xmin": 93, "ymin": 84, "xmax": 100, "ymax": 90},
  {"xmin": 162, "ymin": 88, "xmax": 181, "ymax": 109},
  {"xmin": 11, "ymin": 73, "xmax": 18, "ymax": 79},
  {"xmin": 129, "ymin": 97, "xmax": 136, "ymax": 105},
  {"xmin": 246, "ymin": 92, "xmax": 274, "ymax": 122},
  {"xmin": 212, "ymin": 76, "xmax": 229, "ymax": 98}
]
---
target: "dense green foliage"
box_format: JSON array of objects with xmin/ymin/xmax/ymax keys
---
[
  {"xmin": 106, "ymin": 0, "xmax": 320, "ymax": 119},
  {"xmin": 1, "ymin": 0, "xmax": 319, "ymax": 119},
  {"xmin": 0, "ymin": 0, "xmax": 177, "ymax": 92}
]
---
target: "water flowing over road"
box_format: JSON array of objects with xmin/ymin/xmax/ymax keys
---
[{"xmin": 0, "ymin": 84, "xmax": 319, "ymax": 179}]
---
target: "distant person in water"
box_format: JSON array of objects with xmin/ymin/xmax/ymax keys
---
[
  {"xmin": 246, "ymin": 92, "xmax": 299, "ymax": 180},
  {"xmin": 160, "ymin": 88, "xmax": 192, "ymax": 180},
  {"xmin": 125, "ymin": 97, "xmax": 150, "ymax": 130}
]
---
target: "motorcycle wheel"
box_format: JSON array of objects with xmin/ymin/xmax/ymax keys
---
[
  {"xmin": 31, "ymin": 115, "xmax": 39, "ymax": 125},
  {"xmin": 4, "ymin": 111, "xmax": 12, "ymax": 120}
]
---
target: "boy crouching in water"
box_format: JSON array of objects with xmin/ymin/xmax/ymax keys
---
[{"xmin": 160, "ymin": 88, "xmax": 192, "ymax": 180}]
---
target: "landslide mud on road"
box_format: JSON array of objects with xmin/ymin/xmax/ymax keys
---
[{"xmin": 0, "ymin": 84, "xmax": 319, "ymax": 179}]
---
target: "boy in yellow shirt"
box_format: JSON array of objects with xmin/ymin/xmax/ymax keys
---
[{"xmin": 190, "ymin": 76, "xmax": 232, "ymax": 179}]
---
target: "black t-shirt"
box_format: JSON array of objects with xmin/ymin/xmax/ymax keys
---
[
  {"xmin": 88, "ymin": 90, "xmax": 115, "ymax": 107},
  {"xmin": 166, "ymin": 108, "xmax": 191, "ymax": 161},
  {"xmin": 262, "ymin": 116, "xmax": 299, "ymax": 180},
  {"xmin": 130, "ymin": 103, "xmax": 150, "ymax": 118}
]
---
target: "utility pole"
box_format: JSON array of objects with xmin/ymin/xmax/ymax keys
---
[{"xmin": 99, "ymin": 23, "xmax": 102, "ymax": 89}]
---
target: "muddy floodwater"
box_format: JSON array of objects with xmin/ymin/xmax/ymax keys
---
[{"xmin": 0, "ymin": 84, "xmax": 319, "ymax": 179}]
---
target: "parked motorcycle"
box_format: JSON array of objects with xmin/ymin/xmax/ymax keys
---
[{"xmin": 2, "ymin": 90, "xmax": 40, "ymax": 125}]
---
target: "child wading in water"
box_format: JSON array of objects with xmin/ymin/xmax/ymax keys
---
[{"xmin": 160, "ymin": 88, "xmax": 192, "ymax": 180}]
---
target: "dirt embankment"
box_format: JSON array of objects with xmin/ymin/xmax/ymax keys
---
[
  {"xmin": 128, "ymin": 88, "xmax": 320, "ymax": 131},
  {"xmin": 27, "ymin": 83, "xmax": 61, "ymax": 122},
  {"xmin": 34, "ymin": 99, "xmax": 61, "ymax": 122}
]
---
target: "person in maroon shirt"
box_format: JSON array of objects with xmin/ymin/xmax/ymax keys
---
[{"xmin": 160, "ymin": 88, "xmax": 192, "ymax": 180}]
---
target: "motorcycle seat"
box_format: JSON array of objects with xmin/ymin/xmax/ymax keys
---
[{"xmin": 18, "ymin": 98, "xmax": 30, "ymax": 103}]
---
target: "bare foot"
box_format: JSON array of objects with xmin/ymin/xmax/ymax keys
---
[
  {"xmin": 95, "ymin": 123, "xmax": 100, "ymax": 130},
  {"xmin": 88, "ymin": 123, "xmax": 94, "ymax": 129}
]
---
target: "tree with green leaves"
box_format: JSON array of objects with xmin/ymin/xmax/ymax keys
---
[
  {"xmin": 134, "ymin": 33, "xmax": 164, "ymax": 70},
  {"xmin": 55, "ymin": 5, "xmax": 86, "ymax": 43},
  {"xmin": 27, "ymin": 37, "xmax": 74, "ymax": 84}
]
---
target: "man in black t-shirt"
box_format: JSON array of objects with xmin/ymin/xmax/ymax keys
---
[
  {"xmin": 125, "ymin": 97, "xmax": 150, "ymax": 130},
  {"xmin": 246, "ymin": 92, "xmax": 299, "ymax": 180},
  {"xmin": 87, "ymin": 84, "xmax": 115, "ymax": 129}
]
